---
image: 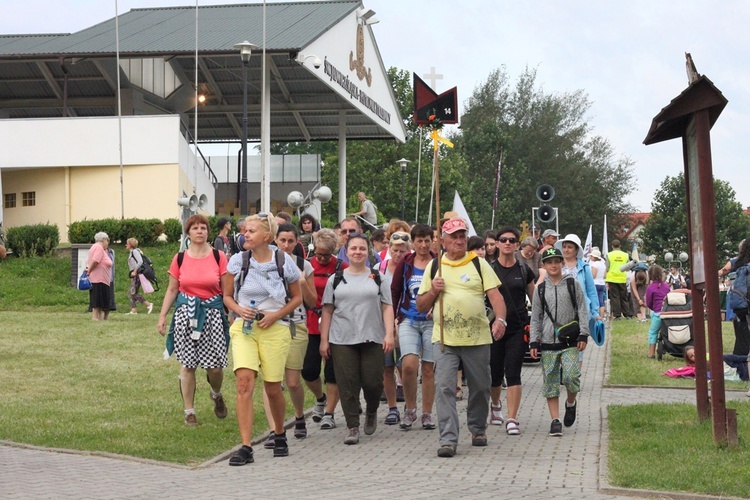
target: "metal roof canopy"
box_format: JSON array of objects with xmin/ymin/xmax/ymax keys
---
[{"xmin": 0, "ymin": 1, "xmax": 406, "ymax": 143}]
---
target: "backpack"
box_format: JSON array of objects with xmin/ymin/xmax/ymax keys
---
[
  {"xmin": 331, "ymin": 266, "xmax": 382, "ymax": 303},
  {"xmin": 728, "ymin": 263, "xmax": 750, "ymax": 311},
  {"xmin": 134, "ymin": 250, "xmax": 159, "ymax": 291},
  {"xmin": 429, "ymin": 254, "xmax": 484, "ymax": 288}
]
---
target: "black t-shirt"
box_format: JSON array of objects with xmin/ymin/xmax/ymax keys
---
[{"xmin": 491, "ymin": 260, "xmax": 534, "ymax": 332}]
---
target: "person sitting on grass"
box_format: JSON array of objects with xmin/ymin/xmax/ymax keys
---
[
  {"xmin": 529, "ymin": 248, "xmax": 589, "ymax": 437},
  {"xmin": 683, "ymin": 345, "xmax": 749, "ymax": 383}
]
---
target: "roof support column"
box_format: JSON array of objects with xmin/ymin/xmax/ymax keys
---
[
  {"xmin": 338, "ymin": 111, "xmax": 347, "ymax": 223},
  {"xmin": 260, "ymin": 53, "xmax": 271, "ymax": 213}
]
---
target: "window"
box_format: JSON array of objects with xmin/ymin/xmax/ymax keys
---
[
  {"xmin": 4, "ymin": 193, "xmax": 16, "ymax": 208},
  {"xmin": 22, "ymin": 191, "xmax": 35, "ymax": 207}
]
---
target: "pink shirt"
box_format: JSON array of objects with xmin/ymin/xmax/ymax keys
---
[
  {"xmin": 168, "ymin": 251, "xmax": 228, "ymax": 299},
  {"xmin": 87, "ymin": 243, "xmax": 112, "ymax": 284}
]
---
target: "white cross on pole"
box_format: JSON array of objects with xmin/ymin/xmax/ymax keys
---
[{"xmin": 423, "ymin": 66, "xmax": 443, "ymax": 90}]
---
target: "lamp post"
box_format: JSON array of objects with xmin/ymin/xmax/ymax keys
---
[
  {"xmin": 234, "ymin": 41, "xmax": 257, "ymax": 216},
  {"xmin": 397, "ymin": 158, "xmax": 411, "ymax": 220}
]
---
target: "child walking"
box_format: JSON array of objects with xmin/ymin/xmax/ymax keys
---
[
  {"xmin": 645, "ymin": 265, "xmax": 669, "ymax": 359},
  {"xmin": 529, "ymin": 248, "xmax": 590, "ymax": 436}
]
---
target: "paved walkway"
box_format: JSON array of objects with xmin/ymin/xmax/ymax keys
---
[{"xmin": 1, "ymin": 334, "xmax": 747, "ymax": 499}]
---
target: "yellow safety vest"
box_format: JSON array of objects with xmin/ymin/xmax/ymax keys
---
[{"xmin": 605, "ymin": 249, "xmax": 628, "ymax": 284}]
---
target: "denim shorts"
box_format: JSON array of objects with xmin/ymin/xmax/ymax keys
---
[{"xmin": 398, "ymin": 318, "xmax": 435, "ymax": 363}]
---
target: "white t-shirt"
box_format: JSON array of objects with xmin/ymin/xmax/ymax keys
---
[{"xmin": 590, "ymin": 259, "xmax": 607, "ymax": 286}]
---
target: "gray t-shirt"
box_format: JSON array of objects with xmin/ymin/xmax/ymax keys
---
[
  {"xmin": 322, "ymin": 269, "xmax": 392, "ymax": 345},
  {"xmin": 362, "ymin": 199, "xmax": 378, "ymax": 225}
]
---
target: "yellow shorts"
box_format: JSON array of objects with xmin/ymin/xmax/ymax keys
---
[
  {"xmin": 286, "ymin": 322, "xmax": 309, "ymax": 371},
  {"xmin": 230, "ymin": 319, "xmax": 291, "ymax": 383}
]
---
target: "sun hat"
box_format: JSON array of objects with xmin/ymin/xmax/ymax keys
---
[
  {"xmin": 590, "ymin": 248, "xmax": 602, "ymax": 260},
  {"xmin": 555, "ymin": 233, "xmax": 583, "ymax": 260}
]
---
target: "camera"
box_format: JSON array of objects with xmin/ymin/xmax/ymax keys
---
[{"xmin": 312, "ymin": 57, "xmax": 322, "ymax": 69}]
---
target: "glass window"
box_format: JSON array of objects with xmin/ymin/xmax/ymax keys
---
[
  {"xmin": 4, "ymin": 193, "xmax": 16, "ymax": 208},
  {"xmin": 22, "ymin": 191, "xmax": 35, "ymax": 207}
]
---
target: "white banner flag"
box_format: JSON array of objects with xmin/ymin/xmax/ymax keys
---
[
  {"xmin": 452, "ymin": 191, "xmax": 477, "ymax": 237},
  {"xmin": 602, "ymin": 214, "xmax": 609, "ymax": 257},
  {"xmin": 583, "ymin": 225, "xmax": 593, "ymax": 261}
]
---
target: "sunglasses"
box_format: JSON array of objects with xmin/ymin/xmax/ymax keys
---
[
  {"xmin": 390, "ymin": 234, "xmax": 411, "ymax": 242},
  {"xmin": 498, "ymin": 237, "xmax": 518, "ymax": 244},
  {"xmin": 340, "ymin": 228, "xmax": 358, "ymax": 235},
  {"xmin": 316, "ymin": 252, "xmax": 333, "ymax": 259}
]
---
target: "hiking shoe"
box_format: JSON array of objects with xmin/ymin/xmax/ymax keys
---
[
  {"xmin": 549, "ymin": 419, "xmax": 563, "ymax": 437},
  {"xmin": 384, "ymin": 407, "xmax": 400, "ymax": 425},
  {"xmin": 211, "ymin": 392, "xmax": 228, "ymax": 419},
  {"xmin": 273, "ymin": 433, "xmax": 289, "ymax": 457},
  {"xmin": 184, "ymin": 413, "xmax": 198, "ymax": 426},
  {"xmin": 396, "ymin": 385, "xmax": 405, "ymax": 403},
  {"xmin": 311, "ymin": 395, "xmax": 327, "ymax": 423},
  {"xmin": 471, "ymin": 433, "xmax": 488, "ymax": 447},
  {"xmin": 228, "ymin": 445, "xmax": 254, "ymax": 466},
  {"xmin": 437, "ymin": 444, "xmax": 456, "ymax": 458},
  {"xmin": 421, "ymin": 412, "xmax": 436, "ymax": 430},
  {"xmin": 263, "ymin": 432, "xmax": 275, "ymax": 449},
  {"xmin": 490, "ymin": 403, "xmax": 504, "ymax": 425},
  {"xmin": 320, "ymin": 413, "xmax": 336, "ymax": 430},
  {"xmin": 505, "ymin": 418, "xmax": 520, "ymax": 435},
  {"xmin": 564, "ymin": 401, "xmax": 577, "ymax": 427},
  {"xmin": 400, "ymin": 408, "xmax": 417, "ymax": 430},
  {"xmin": 364, "ymin": 411, "xmax": 378, "ymax": 435},
  {"xmin": 293, "ymin": 417, "xmax": 307, "ymax": 439},
  {"xmin": 344, "ymin": 427, "xmax": 360, "ymax": 445}
]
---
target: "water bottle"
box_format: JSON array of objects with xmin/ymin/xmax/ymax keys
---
[{"xmin": 243, "ymin": 300, "xmax": 256, "ymax": 334}]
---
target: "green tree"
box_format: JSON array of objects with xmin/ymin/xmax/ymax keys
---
[
  {"xmin": 640, "ymin": 172, "xmax": 750, "ymax": 269},
  {"xmin": 454, "ymin": 67, "xmax": 636, "ymax": 236}
]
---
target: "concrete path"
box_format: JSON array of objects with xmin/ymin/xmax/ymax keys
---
[{"xmin": 1, "ymin": 333, "xmax": 747, "ymax": 499}]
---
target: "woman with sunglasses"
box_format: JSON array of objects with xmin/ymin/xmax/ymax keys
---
[
  {"xmin": 223, "ymin": 213, "xmax": 303, "ymax": 465},
  {"xmin": 489, "ymin": 227, "xmax": 536, "ymax": 435},
  {"xmin": 320, "ymin": 233, "xmax": 395, "ymax": 445},
  {"xmin": 377, "ymin": 231, "xmax": 412, "ymax": 425}
]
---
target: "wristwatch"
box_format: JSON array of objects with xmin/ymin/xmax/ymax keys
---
[{"xmin": 496, "ymin": 317, "xmax": 507, "ymax": 327}]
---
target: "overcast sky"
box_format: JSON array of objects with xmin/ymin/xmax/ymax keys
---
[{"xmin": 4, "ymin": 0, "xmax": 750, "ymax": 212}]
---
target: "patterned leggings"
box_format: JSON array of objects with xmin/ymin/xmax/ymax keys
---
[{"xmin": 129, "ymin": 276, "xmax": 148, "ymax": 309}]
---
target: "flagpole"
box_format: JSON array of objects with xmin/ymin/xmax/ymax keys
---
[
  {"xmin": 491, "ymin": 150, "xmax": 502, "ymax": 230},
  {"xmin": 433, "ymin": 138, "xmax": 444, "ymax": 352},
  {"xmin": 415, "ymin": 126, "xmax": 423, "ymax": 222}
]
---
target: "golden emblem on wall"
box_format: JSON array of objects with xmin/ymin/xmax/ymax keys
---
[{"xmin": 349, "ymin": 23, "xmax": 372, "ymax": 87}]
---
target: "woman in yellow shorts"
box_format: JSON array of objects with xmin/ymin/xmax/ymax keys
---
[{"xmin": 223, "ymin": 213, "xmax": 302, "ymax": 466}]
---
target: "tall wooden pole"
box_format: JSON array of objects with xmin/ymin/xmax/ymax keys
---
[{"xmin": 433, "ymin": 145, "xmax": 444, "ymax": 351}]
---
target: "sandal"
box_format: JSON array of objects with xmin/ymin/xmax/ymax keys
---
[
  {"xmin": 384, "ymin": 407, "xmax": 400, "ymax": 425},
  {"xmin": 505, "ymin": 418, "xmax": 520, "ymax": 435},
  {"xmin": 228, "ymin": 445, "xmax": 254, "ymax": 466}
]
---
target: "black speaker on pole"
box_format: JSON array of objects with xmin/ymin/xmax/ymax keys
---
[
  {"xmin": 537, "ymin": 205, "xmax": 556, "ymax": 223},
  {"xmin": 536, "ymin": 184, "xmax": 555, "ymax": 203}
]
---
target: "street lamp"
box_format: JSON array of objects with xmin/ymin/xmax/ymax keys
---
[
  {"xmin": 234, "ymin": 40, "xmax": 258, "ymax": 216},
  {"xmin": 397, "ymin": 158, "xmax": 411, "ymax": 220}
]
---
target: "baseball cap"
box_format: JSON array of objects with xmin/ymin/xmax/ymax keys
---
[
  {"xmin": 541, "ymin": 247, "xmax": 563, "ymax": 262},
  {"xmin": 542, "ymin": 229, "xmax": 559, "ymax": 238},
  {"xmin": 442, "ymin": 217, "xmax": 468, "ymax": 234}
]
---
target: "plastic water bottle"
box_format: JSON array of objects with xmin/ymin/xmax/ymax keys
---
[{"xmin": 243, "ymin": 300, "xmax": 256, "ymax": 334}]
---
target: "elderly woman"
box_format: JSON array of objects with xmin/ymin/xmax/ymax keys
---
[
  {"xmin": 223, "ymin": 213, "xmax": 302, "ymax": 465},
  {"xmin": 157, "ymin": 215, "xmax": 230, "ymax": 428},
  {"xmin": 125, "ymin": 238, "xmax": 154, "ymax": 315},
  {"xmin": 87, "ymin": 232, "xmax": 113, "ymax": 321},
  {"xmin": 516, "ymin": 236, "xmax": 542, "ymax": 282},
  {"xmin": 320, "ymin": 233, "xmax": 395, "ymax": 445}
]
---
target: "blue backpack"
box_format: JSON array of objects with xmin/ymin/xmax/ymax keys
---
[{"xmin": 728, "ymin": 263, "xmax": 750, "ymax": 311}]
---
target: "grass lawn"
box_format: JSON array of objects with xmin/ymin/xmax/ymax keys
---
[
  {"xmin": 608, "ymin": 317, "xmax": 747, "ymax": 391},
  {"xmin": 0, "ymin": 245, "xmax": 315, "ymax": 465}
]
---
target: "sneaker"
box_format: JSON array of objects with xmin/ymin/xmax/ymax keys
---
[
  {"xmin": 263, "ymin": 432, "xmax": 275, "ymax": 449},
  {"xmin": 320, "ymin": 413, "xmax": 336, "ymax": 430},
  {"xmin": 147, "ymin": 302, "xmax": 154, "ymax": 314},
  {"xmin": 294, "ymin": 417, "xmax": 307, "ymax": 439},
  {"xmin": 344, "ymin": 427, "xmax": 360, "ymax": 445},
  {"xmin": 211, "ymin": 392, "xmax": 228, "ymax": 419},
  {"xmin": 471, "ymin": 433, "xmax": 488, "ymax": 447},
  {"xmin": 273, "ymin": 433, "xmax": 289, "ymax": 457},
  {"xmin": 505, "ymin": 418, "xmax": 520, "ymax": 435},
  {"xmin": 490, "ymin": 403, "xmax": 504, "ymax": 425},
  {"xmin": 549, "ymin": 419, "xmax": 563, "ymax": 437},
  {"xmin": 228, "ymin": 445, "xmax": 254, "ymax": 466},
  {"xmin": 564, "ymin": 400, "xmax": 577, "ymax": 427},
  {"xmin": 400, "ymin": 408, "xmax": 417, "ymax": 430},
  {"xmin": 421, "ymin": 412, "xmax": 436, "ymax": 430},
  {"xmin": 384, "ymin": 407, "xmax": 400, "ymax": 425},
  {"xmin": 437, "ymin": 444, "xmax": 456, "ymax": 458},
  {"xmin": 364, "ymin": 411, "xmax": 378, "ymax": 435},
  {"xmin": 311, "ymin": 396, "xmax": 326, "ymax": 423},
  {"xmin": 396, "ymin": 385, "xmax": 405, "ymax": 403},
  {"xmin": 184, "ymin": 413, "xmax": 198, "ymax": 426}
]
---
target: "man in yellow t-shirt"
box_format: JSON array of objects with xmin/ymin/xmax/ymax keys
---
[
  {"xmin": 417, "ymin": 217, "xmax": 507, "ymax": 458},
  {"xmin": 605, "ymin": 238, "xmax": 631, "ymax": 319}
]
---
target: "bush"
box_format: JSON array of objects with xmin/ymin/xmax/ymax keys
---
[
  {"xmin": 69, "ymin": 218, "xmax": 164, "ymax": 245},
  {"xmin": 163, "ymin": 218, "xmax": 182, "ymax": 244},
  {"xmin": 6, "ymin": 223, "xmax": 60, "ymax": 257},
  {"xmin": 118, "ymin": 218, "xmax": 164, "ymax": 246}
]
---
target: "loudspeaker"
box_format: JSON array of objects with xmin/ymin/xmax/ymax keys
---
[
  {"xmin": 536, "ymin": 185, "xmax": 555, "ymax": 203},
  {"xmin": 197, "ymin": 194, "xmax": 208, "ymax": 211},
  {"xmin": 538, "ymin": 205, "xmax": 556, "ymax": 223},
  {"xmin": 287, "ymin": 191, "xmax": 305, "ymax": 209},
  {"xmin": 177, "ymin": 195, "xmax": 198, "ymax": 211},
  {"xmin": 313, "ymin": 186, "xmax": 332, "ymax": 203}
]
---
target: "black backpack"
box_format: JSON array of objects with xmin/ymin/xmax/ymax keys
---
[
  {"xmin": 430, "ymin": 253, "xmax": 484, "ymax": 287},
  {"xmin": 331, "ymin": 266, "xmax": 382, "ymax": 303}
]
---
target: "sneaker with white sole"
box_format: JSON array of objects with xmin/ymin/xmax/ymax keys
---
[
  {"xmin": 320, "ymin": 413, "xmax": 336, "ymax": 430},
  {"xmin": 344, "ymin": 427, "xmax": 360, "ymax": 445},
  {"xmin": 549, "ymin": 418, "xmax": 563, "ymax": 437},
  {"xmin": 421, "ymin": 412, "xmax": 436, "ymax": 430},
  {"xmin": 505, "ymin": 418, "xmax": 520, "ymax": 435},
  {"xmin": 311, "ymin": 396, "xmax": 327, "ymax": 423},
  {"xmin": 147, "ymin": 303, "xmax": 154, "ymax": 314},
  {"xmin": 490, "ymin": 403, "xmax": 504, "ymax": 425},
  {"xmin": 400, "ymin": 408, "xmax": 417, "ymax": 430}
]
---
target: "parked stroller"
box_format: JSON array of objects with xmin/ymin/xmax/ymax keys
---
[{"xmin": 658, "ymin": 290, "xmax": 694, "ymax": 361}]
